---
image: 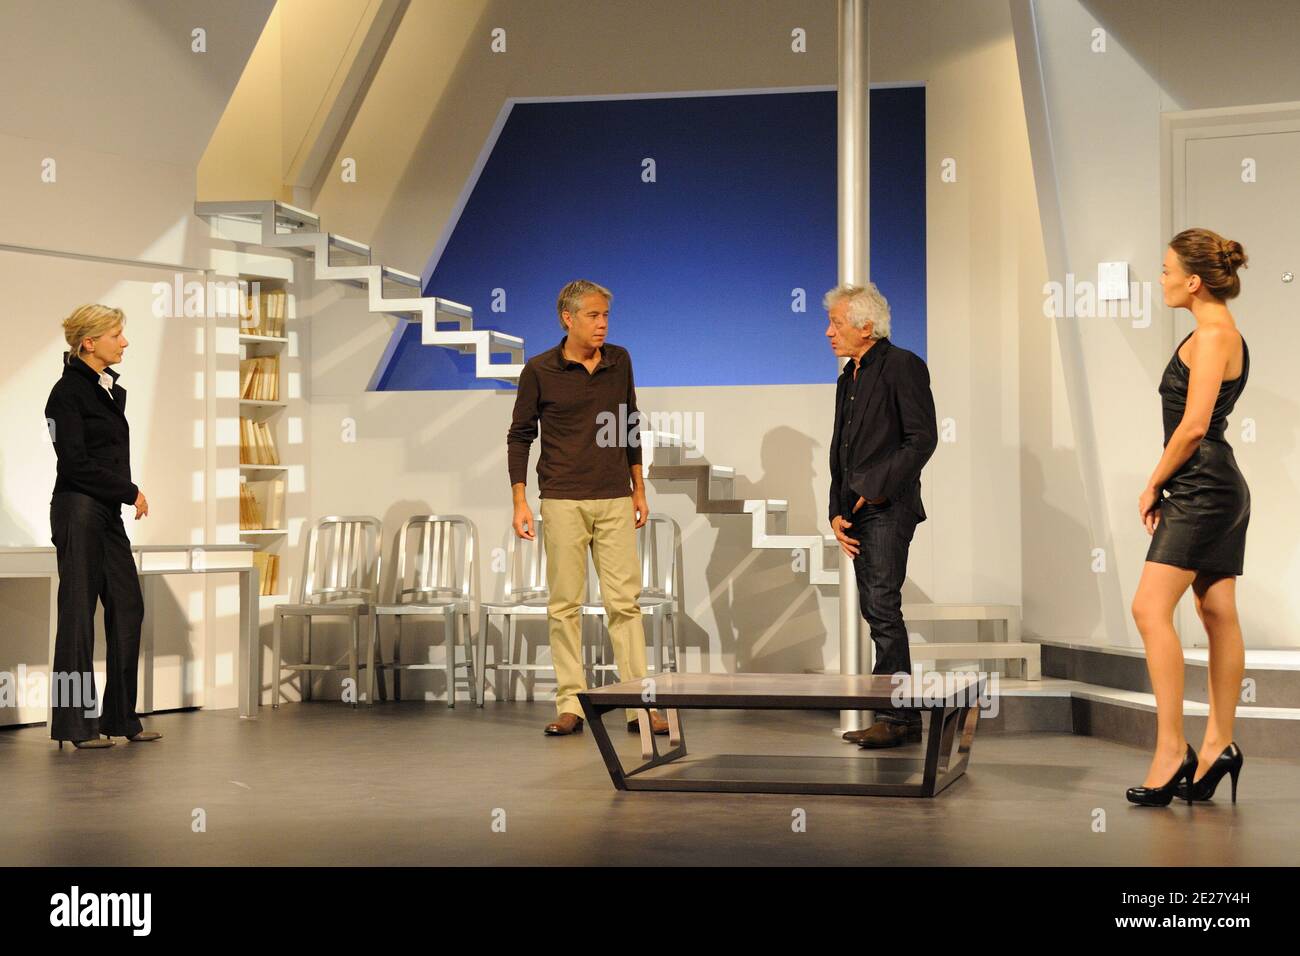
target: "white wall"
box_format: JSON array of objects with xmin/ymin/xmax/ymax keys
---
[
  {"xmin": 1028, "ymin": 0, "xmax": 1300, "ymax": 646},
  {"xmin": 0, "ymin": 0, "xmax": 274, "ymax": 724}
]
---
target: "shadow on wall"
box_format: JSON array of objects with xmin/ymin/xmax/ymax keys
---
[
  {"xmin": 1020, "ymin": 448, "xmax": 1102, "ymax": 642},
  {"xmin": 700, "ymin": 425, "xmax": 829, "ymax": 675}
]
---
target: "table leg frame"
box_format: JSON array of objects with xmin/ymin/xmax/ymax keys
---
[
  {"xmin": 579, "ymin": 701, "xmax": 981, "ymax": 797},
  {"xmin": 579, "ymin": 700, "xmax": 689, "ymax": 791}
]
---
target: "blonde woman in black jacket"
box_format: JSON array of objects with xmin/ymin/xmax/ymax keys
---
[{"xmin": 45, "ymin": 304, "xmax": 161, "ymax": 749}]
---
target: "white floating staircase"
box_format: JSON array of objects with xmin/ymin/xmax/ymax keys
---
[
  {"xmin": 640, "ymin": 430, "xmax": 842, "ymax": 586},
  {"xmin": 643, "ymin": 430, "xmax": 1039, "ymax": 678},
  {"xmin": 194, "ymin": 199, "xmax": 525, "ymax": 381},
  {"xmin": 195, "ymin": 199, "xmax": 1033, "ymax": 675}
]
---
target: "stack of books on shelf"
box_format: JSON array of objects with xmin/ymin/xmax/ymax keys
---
[
  {"xmin": 242, "ymin": 287, "xmax": 286, "ymax": 337},
  {"xmin": 239, "ymin": 476, "xmax": 285, "ymax": 530},
  {"xmin": 251, "ymin": 552, "xmax": 279, "ymax": 596},
  {"xmin": 240, "ymin": 355, "xmax": 280, "ymax": 401},
  {"xmin": 239, "ymin": 418, "xmax": 280, "ymax": 465},
  {"xmin": 238, "ymin": 482, "xmax": 260, "ymax": 530}
]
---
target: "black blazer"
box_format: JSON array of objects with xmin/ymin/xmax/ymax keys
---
[
  {"xmin": 828, "ymin": 337, "xmax": 938, "ymax": 524},
  {"xmin": 44, "ymin": 352, "xmax": 138, "ymax": 506}
]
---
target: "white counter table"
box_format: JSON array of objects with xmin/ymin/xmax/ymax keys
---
[{"xmin": 0, "ymin": 545, "xmax": 260, "ymax": 721}]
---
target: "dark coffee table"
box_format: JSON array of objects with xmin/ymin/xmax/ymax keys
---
[{"xmin": 578, "ymin": 672, "xmax": 985, "ymax": 797}]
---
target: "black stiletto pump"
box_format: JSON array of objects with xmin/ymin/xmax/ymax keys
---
[
  {"xmin": 1126, "ymin": 743, "xmax": 1197, "ymax": 806},
  {"xmin": 1175, "ymin": 742, "xmax": 1244, "ymax": 803}
]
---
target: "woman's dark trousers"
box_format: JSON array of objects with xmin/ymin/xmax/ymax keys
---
[{"xmin": 49, "ymin": 491, "xmax": 144, "ymax": 741}]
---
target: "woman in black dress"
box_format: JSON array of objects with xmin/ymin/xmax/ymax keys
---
[
  {"xmin": 45, "ymin": 304, "xmax": 161, "ymax": 749},
  {"xmin": 1127, "ymin": 229, "xmax": 1248, "ymax": 806}
]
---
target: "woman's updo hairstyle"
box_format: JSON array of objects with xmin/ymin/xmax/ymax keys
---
[
  {"xmin": 62, "ymin": 304, "xmax": 125, "ymax": 364},
  {"xmin": 1169, "ymin": 228, "xmax": 1248, "ymax": 300}
]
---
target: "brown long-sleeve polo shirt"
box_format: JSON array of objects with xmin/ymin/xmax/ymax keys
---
[{"xmin": 507, "ymin": 335, "xmax": 643, "ymax": 499}]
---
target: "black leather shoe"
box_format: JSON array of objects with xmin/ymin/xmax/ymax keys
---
[
  {"xmin": 1175, "ymin": 742, "xmax": 1244, "ymax": 803},
  {"xmin": 1126, "ymin": 744, "xmax": 1197, "ymax": 806},
  {"xmin": 853, "ymin": 721, "xmax": 922, "ymax": 749},
  {"xmin": 59, "ymin": 737, "xmax": 115, "ymax": 750},
  {"xmin": 125, "ymin": 731, "xmax": 163, "ymax": 742}
]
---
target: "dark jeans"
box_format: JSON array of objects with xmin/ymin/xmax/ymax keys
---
[
  {"xmin": 48, "ymin": 491, "xmax": 144, "ymax": 741},
  {"xmin": 846, "ymin": 498, "xmax": 921, "ymax": 728}
]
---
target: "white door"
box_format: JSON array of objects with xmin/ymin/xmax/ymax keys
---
[{"xmin": 1177, "ymin": 119, "xmax": 1300, "ymax": 647}]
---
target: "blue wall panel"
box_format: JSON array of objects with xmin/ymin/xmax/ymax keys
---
[{"xmin": 375, "ymin": 87, "xmax": 925, "ymax": 390}]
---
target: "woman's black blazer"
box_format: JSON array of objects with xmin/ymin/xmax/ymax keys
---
[{"xmin": 44, "ymin": 352, "xmax": 138, "ymax": 506}]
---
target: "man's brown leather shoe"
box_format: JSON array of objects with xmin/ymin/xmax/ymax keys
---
[
  {"xmin": 848, "ymin": 721, "xmax": 922, "ymax": 748},
  {"xmin": 627, "ymin": 711, "xmax": 670, "ymax": 736},
  {"xmin": 543, "ymin": 713, "xmax": 584, "ymax": 736}
]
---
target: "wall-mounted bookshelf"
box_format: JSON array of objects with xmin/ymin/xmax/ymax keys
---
[
  {"xmin": 203, "ymin": 214, "xmax": 313, "ymax": 708},
  {"xmin": 236, "ymin": 279, "xmax": 291, "ymax": 599}
]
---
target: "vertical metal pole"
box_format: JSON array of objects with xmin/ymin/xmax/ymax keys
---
[{"xmin": 837, "ymin": 0, "xmax": 869, "ymax": 735}]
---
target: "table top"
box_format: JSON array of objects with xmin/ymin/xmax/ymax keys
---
[
  {"xmin": 0, "ymin": 545, "xmax": 255, "ymax": 553},
  {"xmin": 0, "ymin": 545, "xmax": 256, "ymax": 576},
  {"xmin": 579, "ymin": 671, "xmax": 987, "ymax": 709}
]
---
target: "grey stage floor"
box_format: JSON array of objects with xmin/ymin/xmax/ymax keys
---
[{"xmin": 2, "ymin": 702, "xmax": 1294, "ymax": 866}]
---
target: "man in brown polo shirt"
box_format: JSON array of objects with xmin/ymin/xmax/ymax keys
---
[{"xmin": 507, "ymin": 279, "xmax": 669, "ymax": 737}]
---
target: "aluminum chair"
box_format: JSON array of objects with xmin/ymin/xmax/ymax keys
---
[
  {"xmin": 584, "ymin": 513, "xmax": 683, "ymax": 678},
  {"xmin": 476, "ymin": 515, "xmax": 551, "ymax": 705},
  {"xmin": 372, "ymin": 514, "xmax": 479, "ymax": 708},
  {"xmin": 272, "ymin": 515, "xmax": 384, "ymax": 708}
]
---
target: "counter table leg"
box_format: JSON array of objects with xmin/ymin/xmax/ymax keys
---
[
  {"xmin": 240, "ymin": 566, "xmax": 260, "ymax": 718},
  {"xmin": 46, "ymin": 573, "xmax": 58, "ymax": 730},
  {"xmin": 138, "ymin": 574, "xmax": 155, "ymax": 714}
]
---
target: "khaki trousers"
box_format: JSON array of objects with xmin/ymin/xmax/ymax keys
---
[{"xmin": 540, "ymin": 496, "xmax": 646, "ymax": 722}]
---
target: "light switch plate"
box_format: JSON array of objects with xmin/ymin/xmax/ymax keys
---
[{"xmin": 1098, "ymin": 261, "xmax": 1130, "ymax": 300}]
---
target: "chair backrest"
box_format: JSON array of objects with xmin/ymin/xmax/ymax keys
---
[
  {"xmin": 588, "ymin": 513, "xmax": 680, "ymax": 603},
  {"xmin": 392, "ymin": 514, "xmax": 478, "ymax": 605},
  {"xmin": 503, "ymin": 513, "xmax": 547, "ymax": 602},
  {"xmin": 640, "ymin": 513, "xmax": 681, "ymax": 601},
  {"xmin": 298, "ymin": 515, "xmax": 383, "ymax": 605}
]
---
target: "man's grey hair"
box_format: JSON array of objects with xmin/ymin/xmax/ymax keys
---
[
  {"xmin": 557, "ymin": 279, "xmax": 613, "ymax": 329},
  {"xmin": 823, "ymin": 282, "xmax": 891, "ymax": 339}
]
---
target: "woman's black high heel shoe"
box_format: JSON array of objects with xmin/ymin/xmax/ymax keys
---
[
  {"xmin": 1126, "ymin": 743, "xmax": 1197, "ymax": 806},
  {"xmin": 1175, "ymin": 742, "xmax": 1244, "ymax": 803}
]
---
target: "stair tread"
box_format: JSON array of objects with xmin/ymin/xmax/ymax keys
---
[
  {"xmin": 1002, "ymin": 677, "xmax": 1300, "ymax": 718},
  {"xmin": 1039, "ymin": 637, "xmax": 1300, "ymax": 670}
]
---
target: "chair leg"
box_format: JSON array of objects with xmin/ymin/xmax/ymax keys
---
[
  {"xmin": 503, "ymin": 616, "xmax": 515, "ymax": 702},
  {"xmin": 475, "ymin": 608, "xmax": 489, "ymax": 708},
  {"xmin": 349, "ymin": 615, "xmax": 360, "ymax": 709},
  {"xmin": 596, "ymin": 617, "xmax": 605, "ymax": 683},
  {"xmin": 364, "ymin": 614, "xmax": 378, "ymax": 707},
  {"xmin": 578, "ymin": 614, "xmax": 587, "ymax": 688},
  {"xmin": 650, "ymin": 610, "xmax": 664, "ymax": 675},
  {"xmin": 272, "ymin": 610, "xmax": 282, "ymax": 709},
  {"xmin": 373, "ymin": 615, "xmax": 388, "ymax": 702},
  {"xmin": 303, "ymin": 616, "xmax": 312, "ymax": 702},
  {"xmin": 668, "ymin": 610, "xmax": 680, "ymax": 673},
  {"xmin": 464, "ymin": 610, "xmax": 478, "ymax": 707},
  {"xmin": 444, "ymin": 608, "xmax": 457, "ymax": 708},
  {"xmin": 393, "ymin": 615, "xmax": 403, "ymax": 702}
]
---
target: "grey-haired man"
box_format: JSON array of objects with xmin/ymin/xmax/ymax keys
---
[{"xmin": 825, "ymin": 282, "xmax": 938, "ymax": 748}]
